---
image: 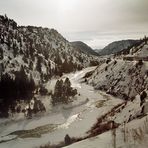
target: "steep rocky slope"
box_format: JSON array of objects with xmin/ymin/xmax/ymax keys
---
[
  {"xmin": 88, "ymin": 60, "xmax": 148, "ymax": 100},
  {"xmin": 87, "ymin": 39, "xmax": 148, "ymax": 100}
]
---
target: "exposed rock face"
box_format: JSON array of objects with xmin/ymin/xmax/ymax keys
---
[{"xmin": 87, "ymin": 39, "xmax": 148, "ymax": 100}]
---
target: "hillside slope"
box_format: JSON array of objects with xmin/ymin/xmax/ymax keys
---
[
  {"xmin": 71, "ymin": 41, "xmax": 99, "ymax": 56},
  {"xmin": 65, "ymin": 92, "xmax": 148, "ymax": 148},
  {"xmin": 87, "ymin": 40, "xmax": 148, "ymax": 100},
  {"xmin": 0, "ymin": 15, "xmax": 99, "ymax": 117},
  {"xmin": 98, "ymin": 40, "xmax": 139, "ymax": 56}
]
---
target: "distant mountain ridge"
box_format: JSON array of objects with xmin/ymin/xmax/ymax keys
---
[
  {"xmin": 97, "ymin": 40, "xmax": 139, "ymax": 56},
  {"xmin": 71, "ymin": 41, "xmax": 99, "ymax": 56}
]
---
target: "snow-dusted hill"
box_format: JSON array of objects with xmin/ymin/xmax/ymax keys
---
[
  {"xmin": 0, "ymin": 15, "xmax": 99, "ymax": 83},
  {"xmin": 0, "ymin": 15, "xmax": 100, "ymax": 117},
  {"xmin": 87, "ymin": 60, "xmax": 148, "ymax": 100},
  {"xmin": 87, "ymin": 39, "xmax": 148, "ymax": 100},
  {"xmin": 71, "ymin": 41, "xmax": 99, "ymax": 56},
  {"xmin": 115, "ymin": 37, "xmax": 148, "ymax": 57},
  {"xmin": 97, "ymin": 40, "xmax": 139, "ymax": 56}
]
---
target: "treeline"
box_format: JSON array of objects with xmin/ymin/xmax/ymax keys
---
[
  {"xmin": 0, "ymin": 66, "xmax": 36, "ymax": 117},
  {"xmin": 53, "ymin": 53, "xmax": 83, "ymax": 76}
]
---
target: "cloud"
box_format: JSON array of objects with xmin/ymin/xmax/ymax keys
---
[{"xmin": 0, "ymin": 0, "xmax": 147, "ymax": 48}]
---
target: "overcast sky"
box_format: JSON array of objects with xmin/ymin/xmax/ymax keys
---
[{"xmin": 0, "ymin": 0, "xmax": 148, "ymax": 48}]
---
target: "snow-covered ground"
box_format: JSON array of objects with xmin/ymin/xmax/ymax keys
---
[
  {"xmin": 64, "ymin": 95, "xmax": 148, "ymax": 148},
  {"xmin": 64, "ymin": 92, "xmax": 148, "ymax": 148},
  {"xmin": 65, "ymin": 114, "xmax": 148, "ymax": 148},
  {"xmin": 0, "ymin": 66, "xmax": 124, "ymax": 148},
  {"xmin": 88, "ymin": 59, "xmax": 148, "ymax": 100}
]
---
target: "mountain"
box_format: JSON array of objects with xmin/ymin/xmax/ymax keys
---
[
  {"xmin": 94, "ymin": 49, "xmax": 102, "ymax": 53},
  {"xmin": 98, "ymin": 40, "xmax": 139, "ymax": 56},
  {"xmin": 0, "ymin": 15, "xmax": 99, "ymax": 117},
  {"xmin": 71, "ymin": 41, "xmax": 99, "ymax": 56},
  {"xmin": 115, "ymin": 37, "xmax": 148, "ymax": 57},
  {"xmin": 85, "ymin": 38, "xmax": 148, "ymax": 100},
  {"xmin": 0, "ymin": 14, "xmax": 148, "ymax": 148},
  {"xmin": 0, "ymin": 15, "xmax": 100, "ymax": 82}
]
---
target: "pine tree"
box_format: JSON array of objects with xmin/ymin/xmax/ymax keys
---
[
  {"xmin": 64, "ymin": 77, "xmax": 71, "ymax": 97},
  {"xmin": 52, "ymin": 79, "xmax": 64, "ymax": 105},
  {"xmin": 64, "ymin": 134, "xmax": 71, "ymax": 145},
  {"xmin": 36, "ymin": 56, "xmax": 42, "ymax": 73},
  {"xmin": 52, "ymin": 78, "xmax": 77, "ymax": 105},
  {"xmin": 0, "ymin": 47, "xmax": 3, "ymax": 60}
]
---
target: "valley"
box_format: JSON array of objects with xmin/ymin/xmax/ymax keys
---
[
  {"xmin": 0, "ymin": 14, "xmax": 148, "ymax": 148},
  {"xmin": 0, "ymin": 66, "xmax": 123, "ymax": 148}
]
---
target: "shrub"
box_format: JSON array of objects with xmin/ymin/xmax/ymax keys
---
[
  {"xmin": 106, "ymin": 58, "xmax": 111, "ymax": 64},
  {"xmin": 136, "ymin": 60, "xmax": 143, "ymax": 68},
  {"xmin": 105, "ymin": 66, "xmax": 108, "ymax": 71},
  {"xmin": 64, "ymin": 134, "xmax": 72, "ymax": 146},
  {"xmin": 39, "ymin": 85, "xmax": 48, "ymax": 96},
  {"xmin": 33, "ymin": 98, "xmax": 46, "ymax": 114}
]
